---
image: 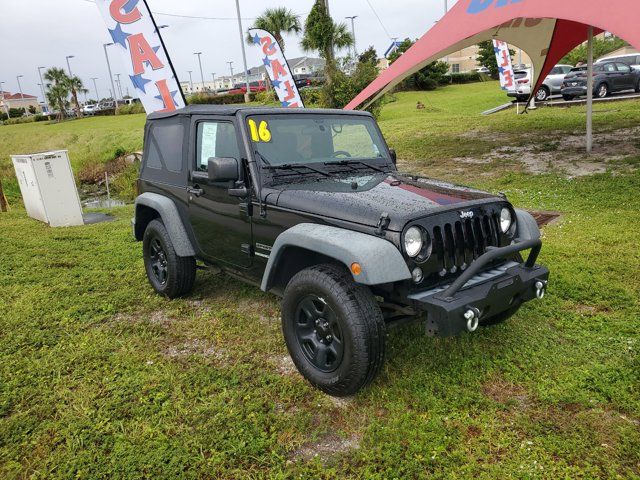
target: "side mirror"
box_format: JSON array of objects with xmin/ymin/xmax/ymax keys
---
[
  {"xmin": 208, "ymin": 157, "xmax": 239, "ymax": 183},
  {"xmin": 389, "ymin": 149, "xmax": 397, "ymax": 165}
]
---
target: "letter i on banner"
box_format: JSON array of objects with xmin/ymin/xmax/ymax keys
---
[
  {"xmin": 492, "ymin": 40, "xmax": 515, "ymax": 91},
  {"xmin": 94, "ymin": 0, "xmax": 186, "ymax": 114},
  {"xmin": 248, "ymin": 29, "xmax": 305, "ymax": 108}
]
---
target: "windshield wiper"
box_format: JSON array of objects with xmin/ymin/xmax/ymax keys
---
[
  {"xmin": 324, "ymin": 159, "xmax": 389, "ymax": 174},
  {"xmin": 263, "ymin": 163, "xmax": 332, "ymax": 177}
]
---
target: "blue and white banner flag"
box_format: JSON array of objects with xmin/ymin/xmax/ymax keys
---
[
  {"xmin": 248, "ymin": 29, "xmax": 304, "ymax": 108},
  {"xmin": 493, "ymin": 39, "xmax": 515, "ymax": 91},
  {"xmin": 95, "ymin": 0, "xmax": 186, "ymax": 113}
]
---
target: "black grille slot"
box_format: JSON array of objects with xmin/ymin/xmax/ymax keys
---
[{"xmin": 431, "ymin": 213, "xmax": 501, "ymax": 275}]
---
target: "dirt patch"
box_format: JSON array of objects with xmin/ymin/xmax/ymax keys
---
[
  {"xmin": 482, "ymin": 376, "xmax": 532, "ymax": 409},
  {"xmin": 274, "ymin": 355, "xmax": 298, "ymax": 376},
  {"xmin": 454, "ymin": 127, "xmax": 640, "ymax": 178},
  {"xmin": 235, "ymin": 297, "xmax": 280, "ymax": 323},
  {"xmin": 289, "ymin": 433, "xmax": 360, "ymax": 463},
  {"xmin": 163, "ymin": 338, "xmax": 223, "ymax": 360}
]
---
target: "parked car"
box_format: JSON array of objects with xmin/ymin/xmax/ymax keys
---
[
  {"xmin": 561, "ymin": 61, "xmax": 640, "ymax": 100},
  {"xmin": 535, "ymin": 64, "xmax": 574, "ymax": 101},
  {"xmin": 228, "ymin": 81, "xmax": 267, "ymax": 95},
  {"xmin": 82, "ymin": 104, "xmax": 99, "ymax": 115},
  {"xmin": 98, "ymin": 101, "xmax": 116, "ymax": 110},
  {"xmin": 507, "ymin": 69, "xmax": 532, "ymax": 102},
  {"xmin": 475, "ymin": 66, "xmax": 490, "ymax": 74},
  {"xmin": 596, "ymin": 53, "xmax": 640, "ymax": 70},
  {"xmin": 132, "ymin": 105, "xmax": 549, "ymax": 396}
]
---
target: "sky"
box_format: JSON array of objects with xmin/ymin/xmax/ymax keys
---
[{"xmin": 1, "ymin": 0, "xmax": 458, "ymax": 102}]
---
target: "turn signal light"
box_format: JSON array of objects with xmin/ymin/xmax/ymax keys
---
[{"xmin": 351, "ymin": 263, "xmax": 362, "ymax": 276}]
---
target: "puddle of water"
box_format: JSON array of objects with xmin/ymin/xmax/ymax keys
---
[{"xmin": 83, "ymin": 198, "xmax": 126, "ymax": 209}]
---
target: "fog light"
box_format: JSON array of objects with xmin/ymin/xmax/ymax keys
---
[{"xmin": 412, "ymin": 267, "xmax": 424, "ymax": 284}]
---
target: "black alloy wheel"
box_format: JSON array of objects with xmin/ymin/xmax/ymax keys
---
[
  {"xmin": 149, "ymin": 238, "xmax": 169, "ymax": 286},
  {"xmin": 294, "ymin": 294, "xmax": 344, "ymax": 373}
]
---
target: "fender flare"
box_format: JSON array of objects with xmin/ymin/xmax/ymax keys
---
[
  {"xmin": 134, "ymin": 193, "xmax": 196, "ymax": 258},
  {"xmin": 515, "ymin": 209, "xmax": 541, "ymax": 241},
  {"xmin": 261, "ymin": 223, "xmax": 411, "ymax": 292}
]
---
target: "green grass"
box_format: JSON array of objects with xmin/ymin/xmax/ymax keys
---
[{"xmin": 1, "ymin": 83, "xmax": 639, "ymax": 478}]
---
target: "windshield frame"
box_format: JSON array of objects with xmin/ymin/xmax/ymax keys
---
[{"xmin": 238, "ymin": 109, "xmax": 395, "ymax": 171}]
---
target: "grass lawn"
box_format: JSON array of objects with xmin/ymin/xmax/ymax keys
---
[{"xmin": 1, "ymin": 83, "xmax": 639, "ymax": 478}]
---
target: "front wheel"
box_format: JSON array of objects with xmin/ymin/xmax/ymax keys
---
[
  {"xmin": 143, "ymin": 219, "xmax": 196, "ymax": 299},
  {"xmin": 535, "ymin": 87, "xmax": 550, "ymax": 102},
  {"xmin": 281, "ymin": 264, "xmax": 386, "ymax": 397},
  {"xmin": 596, "ymin": 83, "xmax": 609, "ymax": 98}
]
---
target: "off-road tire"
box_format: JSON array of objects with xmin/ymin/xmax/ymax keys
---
[
  {"xmin": 281, "ymin": 264, "xmax": 386, "ymax": 397},
  {"xmin": 480, "ymin": 305, "xmax": 521, "ymax": 327},
  {"xmin": 143, "ymin": 219, "xmax": 196, "ymax": 299}
]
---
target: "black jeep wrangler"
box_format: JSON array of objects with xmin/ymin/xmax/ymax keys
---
[{"xmin": 133, "ymin": 105, "xmax": 549, "ymax": 396}]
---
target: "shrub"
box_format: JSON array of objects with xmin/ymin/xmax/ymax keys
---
[
  {"xmin": 116, "ymin": 103, "xmax": 145, "ymax": 115},
  {"xmin": 320, "ymin": 61, "xmax": 385, "ymax": 118},
  {"xmin": 188, "ymin": 92, "xmax": 256, "ymax": 105},
  {"xmin": 2, "ymin": 116, "xmax": 36, "ymax": 126},
  {"xmin": 300, "ymin": 88, "xmax": 322, "ymax": 107},
  {"xmin": 442, "ymin": 72, "xmax": 484, "ymax": 85},
  {"xmin": 254, "ymin": 89, "xmax": 277, "ymax": 105}
]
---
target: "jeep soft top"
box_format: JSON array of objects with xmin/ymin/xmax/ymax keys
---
[{"xmin": 133, "ymin": 106, "xmax": 549, "ymax": 396}]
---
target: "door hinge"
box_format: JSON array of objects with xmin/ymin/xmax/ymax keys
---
[{"xmin": 375, "ymin": 212, "xmax": 390, "ymax": 235}]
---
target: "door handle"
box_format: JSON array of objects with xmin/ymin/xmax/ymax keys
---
[{"xmin": 187, "ymin": 186, "xmax": 204, "ymax": 197}]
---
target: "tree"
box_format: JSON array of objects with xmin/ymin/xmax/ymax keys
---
[
  {"xmin": 477, "ymin": 41, "xmax": 515, "ymax": 78},
  {"xmin": 65, "ymin": 76, "xmax": 87, "ymax": 118},
  {"xmin": 301, "ymin": 0, "xmax": 353, "ymax": 87},
  {"xmin": 388, "ymin": 38, "xmax": 450, "ymax": 90},
  {"xmin": 247, "ymin": 7, "xmax": 301, "ymax": 53},
  {"xmin": 561, "ymin": 37, "xmax": 628, "ymax": 65},
  {"xmin": 44, "ymin": 68, "xmax": 70, "ymax": 121},
  {"xmin": 358, "ymin": 46, "xmax": 378, "ymax": 66}
]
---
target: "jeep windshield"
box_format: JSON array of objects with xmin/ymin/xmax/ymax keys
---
[{"xmin": 247, "ymin": 114, "xmax": 392, "ymax": 170}]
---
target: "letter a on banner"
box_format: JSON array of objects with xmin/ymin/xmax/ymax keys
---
[
  {"xmin": 492, "ymin": 40, "xmax": 515, "ymax": 91},
  {"xmin": 94, "ymin": 0, "xmax": 186, "ymax": 114},
  {"xmin": 248, "ymin": 29, "xmax": 304, "ymax": 108}
]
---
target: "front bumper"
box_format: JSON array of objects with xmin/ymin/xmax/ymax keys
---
[
  {"xmin": 408, "ymin": 239, "xmax": 549, "ymax": 337},
  {"xmin": 562, "ymin": 86, "xmax": 588, "ymax": 96}
]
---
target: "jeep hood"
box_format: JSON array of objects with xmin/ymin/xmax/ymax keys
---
[{"xmin": 265, "ymin": 173, "xmax": 501, "ymax": 231}]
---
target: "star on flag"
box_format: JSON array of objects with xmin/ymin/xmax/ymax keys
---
[
  {"xmin": 130, "ymin": 73, "xmax": 151, "ymax": 93},
  {"xmin": 109, "ymin": 23, "xmax": 130, "ymax": 48}
]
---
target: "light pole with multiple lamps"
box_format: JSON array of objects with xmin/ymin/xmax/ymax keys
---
[
  {"xmin": 65, "ymin": 55, "xmax": 75, "ymax": 77},
  {"xmin": 234, "ymin": 0, "xmax": 251, "ymax": 103},
  {"xmin": 38, "ymin": 66, "xmax": 49, "ymax": 113},
  {"xmin": 345, "ymin": 16, "xmax": 358, "ymax": 57},
  {"xmin": 194, "ymin": 52, "xmax": 205, "ymax": 93},
  {"xmin": 103, "ymin": 43, "xmax": 118, "ymax": 102}
]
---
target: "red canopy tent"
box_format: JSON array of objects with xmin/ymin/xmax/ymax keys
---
[{"xmin": 346, "ymin": 0, "xmax": 640, "ymax": 111}]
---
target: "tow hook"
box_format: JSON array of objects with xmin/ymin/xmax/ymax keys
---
[
  {"xmin": 464, "ymin": 307, "xmax": 481, "ymax": 332},
  {"xmin": 535, "ymin": 280, "xmax": 547, "ymax": 300}
]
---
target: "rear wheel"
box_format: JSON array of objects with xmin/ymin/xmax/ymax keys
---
[
  {"xmin": 281, "ymin": 264, "xmax": 386, "ymax": 397},
  {"xmin": 596, "ymin": 83, "xmax": 609, "ymax": 98},
  {"xmin": 535, "ymin": 86, "xmax": 550, "ymax": 102},
  {"xmin": 143, "ymin": 219, "xmax": 196, "ymax": 299}
]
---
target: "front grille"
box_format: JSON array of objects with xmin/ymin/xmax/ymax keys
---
[{"xmin": 431, "ymin": 214, "xmax": 501, "ymax": 276}]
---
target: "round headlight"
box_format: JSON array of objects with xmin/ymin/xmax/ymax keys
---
[
  {"xmin": 404, "ymin": 226, "xmax": 423, "ymax": 258},
  {"xmin": 500, "ymin": 207, "xmax": 513, "ymax": 233}
]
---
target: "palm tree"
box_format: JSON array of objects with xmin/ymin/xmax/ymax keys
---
[
  {"xmin": 301, "ymin": 1, "xmax": 353, "ymax": 83},
  {"xmin": 65, "ymin": 76, "xmax": 87, "ymax": 118},
  {"xmin": 44, "ymin": 67, "xmax": 70, "ymax": 121},
  {"xmin": 247, "ymin": 7, "xmax": 301, "ymax": 53}
]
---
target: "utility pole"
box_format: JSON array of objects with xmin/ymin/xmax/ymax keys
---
[
  {"xmin": 194, "ymin": 52, "xmax": 205, "ymax": 93},
  {"xmin": 345, "ymin": 16, "xmax": 358, "ymax": 57},
  {"xmin": 91, "ymin": 78, "xmax": 100, "ymax": 101},
  {"xmin": 103, "ymin": 43, "xmax": 118, "ymax": 102},
  {"xmin": 235, "ymin": 0, "xmax": 252, "ymax": 103},
  {"xmin": 38, "ymin": 66, "xmax": 49, "ymax": 113}
]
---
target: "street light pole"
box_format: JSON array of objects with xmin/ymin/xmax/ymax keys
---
[
  {"xmin": 91, "ymin": 78, "xmax": 100, "ymax": 101},
  {"xmin": 187, "ymin": 71, "xmax": 194, "ymax": 93},
  {"xmin": 235, "ymin": 0, "xmax": 252, "ymax": 103},
  {"xmin": 227, "ymin": 62, "xmax": 234, "ymax": 78},
  {"xmin": 211, "ymin": 73, "xmax": 217, "ymax": 94},
  {"xmin": 38, "ymin": 66, "xmax": 50, "ymax": 113},
  {"xmin": 66, "ymin": 56, "xmax": 75, "ymax": 77},
  {"xmin": 16, "ymin": 75, "xmax": 24, "ymax": 100},
  {"xmin": 345, "ymin": 16, "xmax": 358, "ymax": 58},
  {"xmin": 194, "ymin": 52, "xmax": 205, "ymax": 93},
  {"xmin": 114, "ymin": 74, "xmax": 123, "ymax": 99},
  {"xmin": 103, "ymin": 43, "xmax": 118, "ymax": 102}
]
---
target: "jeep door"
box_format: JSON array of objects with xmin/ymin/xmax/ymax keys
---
[{"xmin": 187, "ymin": 117, "xmax": 252, "ymax": 268}]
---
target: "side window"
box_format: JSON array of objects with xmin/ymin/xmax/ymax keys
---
[
  {"xmin": 196, "ymin": 121, "xmax": 240, "ymax": 171},
  {"xmin": 146, "ymin": 122, "xmax": 184, "ymax": 173},
  {"xmin": 550, "ymin": 67, "xmax": 561, "ymax": 75},
  {"xmin": 617, "ymin": 63, "xmax": 631, "ymax": 73},
  {"xmin": 562, "ymin": 66, "xmax": 573, "ymax": 74},
  {"xmin": 603, "ymin": 63, "xmax": 617, "ymax": 72}
]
